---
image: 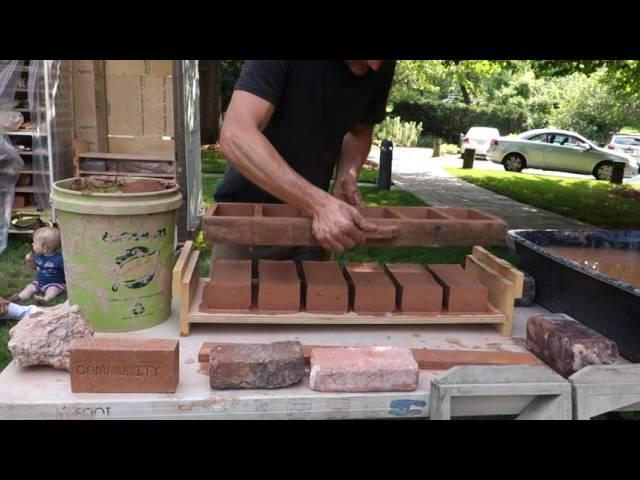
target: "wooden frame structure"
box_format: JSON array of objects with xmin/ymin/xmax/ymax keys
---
[{"xmin": 173, "ymin": 243, "xmax": 524, "ymax": 337}]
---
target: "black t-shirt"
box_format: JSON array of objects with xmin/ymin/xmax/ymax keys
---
[{"xmin": 214, "ymin": 60, "xmax": 396, "ymax": 204}]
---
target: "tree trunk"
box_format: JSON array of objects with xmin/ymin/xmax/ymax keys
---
[
  {"xmin": 459, "ymin": 81, "xmax": 472, "ymax": 105},
  {"xmin": 198, "ymin": 60, "xmax": 221, "ymax": 144}
]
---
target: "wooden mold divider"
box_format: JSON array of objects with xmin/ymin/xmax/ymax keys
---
[
  {"xmin": 173, "ymin": 243, "xmax": 524, "ymax": 337},
  {"xmin": 464, "ymin": 246, "xmax": 524, "ymax": 336},
  {"xmin": 172, "ymin": 240, "xmax": 200, "ymax": 336}
]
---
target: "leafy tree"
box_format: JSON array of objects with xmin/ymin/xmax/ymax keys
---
[{"xmin": 531, "ymin": 60, "xmax": 640, "ymax": 100}]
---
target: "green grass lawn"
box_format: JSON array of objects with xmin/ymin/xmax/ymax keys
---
[
  {"xmin": 357, "ymin": 168, "xmax": 378, "ymax": 184},
  {"xmin": 201, "ymin": 150, "xmax": 227, "ymax": 174},
  {"xmin": 202, "ymin": 149, "xmax": 379, "ymax": 184},
  {"xmin": 446, "ymin": 168, "xmax": 640, "ymax": 228}
]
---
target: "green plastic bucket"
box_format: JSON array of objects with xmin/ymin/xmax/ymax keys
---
[{"xmin": 51, "ymin": 177, "xmax": 182, "ymax": 332}]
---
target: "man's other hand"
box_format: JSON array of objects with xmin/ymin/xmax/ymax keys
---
[{"xmin": 332, "ymin": 175, "xmax": 362, "ymax": 207}]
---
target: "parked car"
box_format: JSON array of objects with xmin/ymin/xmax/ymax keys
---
[
  {"xmin": 442, "ymin": 95, "xmax": 463, "ymax": 104},
  {"xmin": 462, "ymin": 127, "xmax": 501, "ymax": 160},
  {"xmin": 604, "ymin": 132, "xmax": 640, "ymax": 163},
  {"xmin": 486, "ymin": 128, "xmax": 639, "ymax": 180}
]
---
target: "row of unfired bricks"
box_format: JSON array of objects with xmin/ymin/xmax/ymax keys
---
[{"xmin": 202, "ymin": 260, "xmax": 490, "ymax": 315}]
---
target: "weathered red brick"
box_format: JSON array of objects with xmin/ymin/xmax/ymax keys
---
[
  {"xmin": 209, "ymin": 341, "xmax": 304, "ymax": 389},
  {"xmin": 309, "ymin": 346, "xmax": 419, "ymax": 392},
  {"xmin": 526, "ymin": 313, "xmax": 620, "ymax": 377},
  {"xmin": 69, "ymin": 337, "xmax": 179, "ymax": 393}
]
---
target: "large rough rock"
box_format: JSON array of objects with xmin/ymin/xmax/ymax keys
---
[
  {"xmin": 526, "ymin": 313, "xmax": 619, "ymax": 377},
  {"xmin": 8, "ymin": 304, "xmax": 94, "ymax": 370},
  {"xmin": 209, "ymin": 341, "xmax": 304, "ymax": 389}
]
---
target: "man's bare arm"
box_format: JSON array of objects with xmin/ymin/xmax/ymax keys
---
[
  {"xmin": 333, "ymin": 123, "xmax": 374, "ymax": 206},
  {"xmin": 219, "ymin": 90, "xmax": 375, "ymax": 251}
]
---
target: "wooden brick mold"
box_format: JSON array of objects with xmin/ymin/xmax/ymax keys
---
[{"xmin": 203, "ymin": 203, "xmax": 507, "ymax": 247}]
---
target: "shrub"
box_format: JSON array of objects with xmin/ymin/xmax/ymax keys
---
[
  {"xmin": 374, "ymin": 116, "xmax": 423, "ymax": 147},
  {"xmin": 392, "ymin": 100, "xmax": 527, "ymax": 144}
]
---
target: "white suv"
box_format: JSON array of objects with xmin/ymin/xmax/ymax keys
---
[
  {"xmin": 605, "ymin": 132, "xmax": 640, "ymax": 163},
  {"xmin": 462, "ymin": 127, "xmax": 501, "ymax": 160}
]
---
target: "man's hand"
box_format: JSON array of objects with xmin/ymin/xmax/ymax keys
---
[
  {"xmin": 332, "ymin": 174, "xmax": 362, "ymax": 207},
  {"xmin": 312, "ymin": 196, "xmax": 376, "ymax": 251},
  {"xmin": 333, "ymin": 123, "xmax": 373, "ymax": 207},
  {"xmin": 0, "ymin": 298, "xmax": 8, "ymax": 317}
]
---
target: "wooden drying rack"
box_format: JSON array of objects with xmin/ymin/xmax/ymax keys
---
[{"xmin": 172, "ymin": 242, "xmax": 524, "ymax": 337}]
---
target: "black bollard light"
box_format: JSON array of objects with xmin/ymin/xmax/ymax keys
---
[
  {"xmin": 610, "ymin": 162, "xmax": 625, "ymax": 185},
  {"xmin": 462, "ymin": 148, "xmax": 476, "ymax": 169},
  {"xmin": 377, "ymin": 139, "xmax": 393, "ymax": 190}
]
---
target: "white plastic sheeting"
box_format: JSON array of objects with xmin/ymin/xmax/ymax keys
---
[{"xmin": 0, "ymin": 60, "xmax": 25, "ymax": 254}]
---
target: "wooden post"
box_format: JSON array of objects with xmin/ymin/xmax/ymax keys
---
[
  {"xmin": 73, "ymin": 140, "xmax": 89, "ymax": 177},
  {"xmin": 432, "ymin": 138, "xmax": 442, "ymax": 158},
  {"xmin": 92, "ymin": 61, "xmax": 109, "ymax": 152},
  {"xmin": 198, "ymin": 60, "xmax": 221, "ymax": 145},
  {"xmin": 173, "ymin": 61, "xmax": 188, "ymax": 242}
]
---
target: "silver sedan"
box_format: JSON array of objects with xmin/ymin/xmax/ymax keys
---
[{"xmin": 487, "ymin": 128, "xmax": 639, "ymax": 180}]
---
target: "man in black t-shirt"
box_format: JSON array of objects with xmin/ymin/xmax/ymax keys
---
[{"xmin": 215, "ymin": 60, "xmax": 396, "ymax": 262}]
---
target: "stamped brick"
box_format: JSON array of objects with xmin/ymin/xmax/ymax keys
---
[{"xmin": 69, "ymin": 337, "xmax": 179, "ymax": 393}]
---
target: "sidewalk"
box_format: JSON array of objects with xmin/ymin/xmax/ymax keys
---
[{"xmin": 370, "ymin": 148, "xmax": 592, "ymax": 230}]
